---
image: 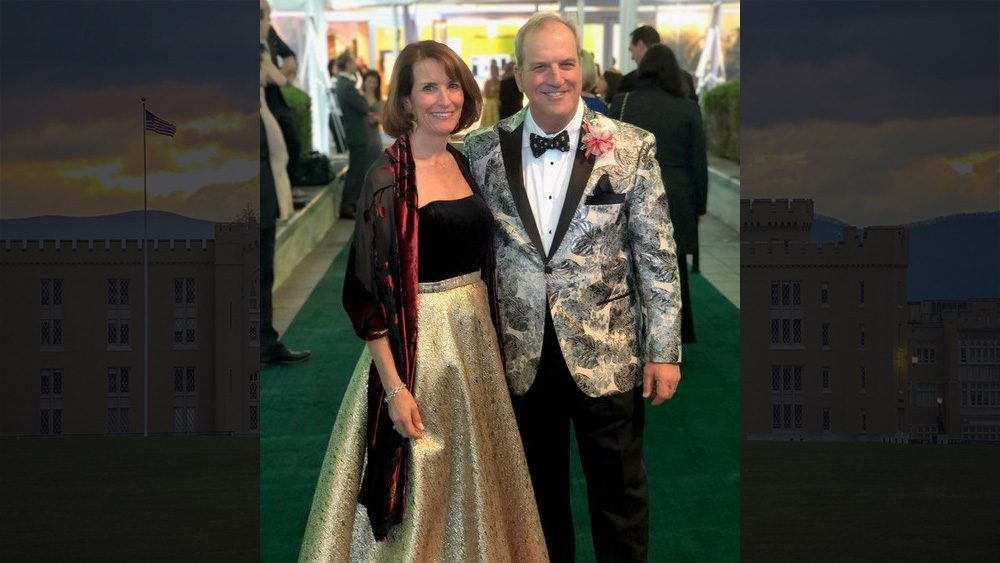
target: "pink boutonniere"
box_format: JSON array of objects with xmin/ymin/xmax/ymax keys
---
[{"xmin": 581, "ymin": 122, "xmax": 614, "ymax": 158}]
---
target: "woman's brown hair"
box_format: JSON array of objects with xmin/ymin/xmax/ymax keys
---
[{"xmin": 382, "ymin": 41, "xmax": 482, "ymax": 137}]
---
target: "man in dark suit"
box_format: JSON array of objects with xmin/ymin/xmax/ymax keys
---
[
  {"xmin": 619, "ymin": 25, "xmax": 699, "ymax": 104},
  {"xmin": 260, "ymin": 117, "xmax": 311, "ymax": 364},
  {"xmin": 333, "ymin": 51, "xmax": 376, "ymax": 219}
]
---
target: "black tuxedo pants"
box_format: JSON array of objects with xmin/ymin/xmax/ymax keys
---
[
  {"xmin": 260, "ymin": 223, "xmax": 279, "ymax": 354},
  {"xmin": 511, "ymin": 308, "xmax": 649, "ymax": 563},
  {"xmin": 260, "ymin": 159, "xmax": 280, "ymax": 354}
]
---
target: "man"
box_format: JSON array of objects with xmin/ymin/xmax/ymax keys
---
[
  {"xmin": 333, "ymin": 50, "xmax": 376, "ymax": 219},
  {"xmin": 260, "ymin": 116, "xmax": 311, "ymax": 365},
  {"xmin": 464, "ymin": 13, "xmax": 682, "ymax": 563},
  {"xmin": 620, "ymin": 25, "xmax": 698, "ymax": 103}
]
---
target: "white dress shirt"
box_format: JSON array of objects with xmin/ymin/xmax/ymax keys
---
[{"xmin": 521, "ymin": 100, "xmax": 585, "ymax": 256}]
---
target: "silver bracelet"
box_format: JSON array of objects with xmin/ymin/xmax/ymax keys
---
[{"xmin": 384, "ymin": 382, "xmax": 407, "ymax": 404}]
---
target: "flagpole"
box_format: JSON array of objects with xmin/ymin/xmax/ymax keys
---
[{"xmin": 141, "ymin": 97, "xmax": 149, "ymax": 438}]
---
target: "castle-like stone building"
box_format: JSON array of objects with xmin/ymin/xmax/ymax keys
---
[
  {"xmin": 742, "ymin": 199, "xmax": 999, "ymax": 442},
  {"xmin": 0, "ymin": 222, "xmax": 260, "ymax": 437}
]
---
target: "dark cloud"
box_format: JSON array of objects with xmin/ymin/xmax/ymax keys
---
[
  {"xmin": 743, "ymin": 1, "xmax": 999, "ymax": 126},
  {"xmin": 0, "ymin": 0, "xmax": 258, "ymax": 220},
  {"xmin": 1, "ymin": 83, "xmax": 257, "ymax": 162},
  {"xmin": 0, "ymin": 0, "xmax": 255, "ymax": 99},
  {"xmin": 743, "ymin": 116, "xmax": 999, "ymax": 226}
]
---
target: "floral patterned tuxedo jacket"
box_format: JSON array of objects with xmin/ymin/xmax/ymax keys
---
[{"xmin": 464, "ymin": 106, "xmax": 682, "ymax": 398}]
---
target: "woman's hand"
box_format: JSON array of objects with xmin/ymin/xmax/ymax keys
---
[
  {"xmin": 260, "ymin": 55, "xmax": 287, "ymax": 87},
  {"xmin": 387, "ymin": 388, "xmax": 424, "ymax": 440},
  {"xmin": 366, "ymin": 336, "xmax": 423, "ymax": 439}
]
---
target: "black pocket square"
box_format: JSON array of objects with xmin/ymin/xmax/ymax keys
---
[
  {"xmin": 585, "ymin": 193, "xmax": 626, "ymax": 205},
  {"xmin": 585, "ymin": 174, "xmax": 624, "ymax": 205}
]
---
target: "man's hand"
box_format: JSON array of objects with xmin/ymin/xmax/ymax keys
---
[{"xmin": 642, "ymin": 362, "xmax": 681, "ymax": 406}]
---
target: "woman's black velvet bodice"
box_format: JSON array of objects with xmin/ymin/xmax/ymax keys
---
[{"xmin": 417, "ymin": 194, "xmax": 492, "ymax": 283}]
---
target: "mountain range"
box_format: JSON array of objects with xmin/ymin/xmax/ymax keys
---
[
  {"xmin": 811, "ymin": 211, "xmax": 1000, "ymax": 300},
  {"xmin": 0, "ymin": 211, "xmax": 216, "ymax": 241}
]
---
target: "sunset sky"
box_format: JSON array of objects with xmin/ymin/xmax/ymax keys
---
[
  {"xmin": 0, "ymin": 0, "xmax": 257, "ymax": 223},
  {"xmin": 741, "ymin": 1, "xmax": 999, "ymax": 227}
]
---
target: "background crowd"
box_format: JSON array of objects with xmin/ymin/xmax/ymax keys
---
[{"xmin": 262, "ymin": 2, "xmax": 709, "ymax": 358}]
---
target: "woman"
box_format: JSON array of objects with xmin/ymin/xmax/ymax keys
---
[
  {"xmin": 610, "ymin": 44, "xmax": 707, "ymax": 343},
  {"xmin": 299, "ymin": 41, "xmax": 548, "ymax": 562},
  {"xmin": 478, "ymin": 60, "xmax": 501, "ymax": 126},
  {"xmin": 362, "ymin": 69, "xmax": 386, "ymax": 162},
  {"xmin": 602, "ymin": 70, "xmax": 622, "ymax": 106},
  {"xmin": 260, "ymin": 45, "xmax": 293, "ymax": 219},
  {"xmin": 362, "ymin": 69, "xmax": 383, "ymax": 117},
  {"xmin": 497, "ymin": 61, "xmax": 523, "ymax": 120},
  {"xmin": 579, "ymin": 50, "xmax": 608, "ymax": 115},
  {"xmin": 594, "ymin": 71, "xmax": 608, "ymax": 103}
]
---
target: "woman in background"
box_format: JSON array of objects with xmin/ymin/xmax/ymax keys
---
[
  {"xmin": 479, "ymin": 59, "xmax": 501, "ymax": 126},
  {"xmin": 602, "ymin": 70, "xmax": 622, "ymax": 106},
  {"xmin": 362, "ymin": 69, "xmax": 383, "ymax": 117},
  {"xmin": 610, "ymin": 44, "xmax": 707, "ymax": 343},
  {"xmin": 362, "ymin": 69, "xmax": 387, "ymax": 162},
  {"xmin": 299, "ymin": 41, "xmax": 547, "ymax": 562},
  {"xmin": 595, "ymin": 71, "xmax": 609, "ymax": 103}
]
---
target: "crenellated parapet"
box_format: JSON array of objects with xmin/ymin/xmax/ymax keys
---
[
  {"xmin": 740, "ymin": 199, "xmax": 908, "ymax": 266},
  {"xmin": 742, "ymin": 225, "xmax": 908, "ymax": 267},
  {"xmin": 741, "ymin": 198, "xmax": 814, "ymax": 242},
  {"xmin": 2, "ymin": 239, "xmax": 213, "ymax": 252}
]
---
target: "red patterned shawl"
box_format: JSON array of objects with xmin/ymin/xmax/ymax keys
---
[{"xmin": 342, "ymin": 134, "xmax": 419, "ymax": 541}]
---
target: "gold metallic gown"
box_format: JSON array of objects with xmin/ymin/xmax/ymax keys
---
[{"xmin": 299, "ymin": 272, "xmax": 549, "ymax": 562}]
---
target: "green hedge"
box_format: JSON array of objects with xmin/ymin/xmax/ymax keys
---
[
  {"xmin": 281, "ymin": 84, "xmax": 314, "ymax": 158},
  {"xmin": 701, "ymin": 80, "xmax": 739, "ymax": 162}
]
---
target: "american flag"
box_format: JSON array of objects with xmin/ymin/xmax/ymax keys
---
[{"xmin": 144, "ymin": 110, "xmax": 176, "ymax": 137}]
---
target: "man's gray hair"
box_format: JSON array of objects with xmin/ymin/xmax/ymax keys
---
[{"xmin": 514, "ymin": 12, "xmax": 580, "ymax": 67}]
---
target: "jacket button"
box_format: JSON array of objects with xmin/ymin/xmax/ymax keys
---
[{"xmin": 544, "ymin": 265, "xmax": 553, "ymax": 274}]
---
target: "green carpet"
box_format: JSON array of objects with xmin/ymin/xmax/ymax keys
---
[{"xmin": 261, "ymin": 250, "xmax": 739, "ymax": 562}]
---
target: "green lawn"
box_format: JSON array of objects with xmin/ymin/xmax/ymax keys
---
[
  {"xmin": 1, "ymin": 437, "xmax": 258, "ymax": 561},
  {"xmin": 741, "ymin": 442, "xmax": 1000, "ymax": 562}
]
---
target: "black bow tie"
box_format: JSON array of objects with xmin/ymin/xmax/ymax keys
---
[{"xmin": 529, "ymin": 130, "xmax": 570, "ymax": 158}]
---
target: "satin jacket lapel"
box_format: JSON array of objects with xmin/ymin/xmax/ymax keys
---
[
  {"xmin": 499, "ymin": 123, "xmax": 547, "ymax": 263},
  {"xmin": 547, "ymin": 129, "xmax": 596, "ymax": 261}
]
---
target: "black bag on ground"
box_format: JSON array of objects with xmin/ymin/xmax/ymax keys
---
[{"xmin": 293, "ymin": 151, "xmax": 334, "ymax": 186}]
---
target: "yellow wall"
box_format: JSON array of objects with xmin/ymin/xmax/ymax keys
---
[
  {"xmin": 367, "ymin": 24, "xmax": 520, "ymax": 66},
  {"xmin": 581, "ymin": 24, "xmax": 602, "ymax": 53},
  {"xmin": 420, "ymin": 24, "xmax": 519, "ymax": 60},
  {"xmin": 355, "ymin": 4, "xmax": 738, "ymax": 69},
  {"xmin": 373, "ymin": 26, "xmax": 397, "ymax": 69}
]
